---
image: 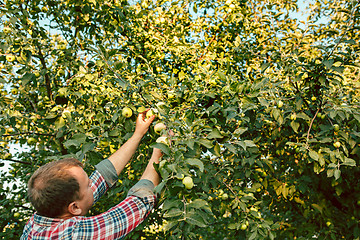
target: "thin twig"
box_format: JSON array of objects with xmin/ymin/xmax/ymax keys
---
[{"xmin": 306, "ymin": 108, "xmax": 320, "ymax": 147}]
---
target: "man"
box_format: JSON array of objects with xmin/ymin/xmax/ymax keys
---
[{"xmin": 21, "ymin": 111, "xmax": 162, "ymax": 239}]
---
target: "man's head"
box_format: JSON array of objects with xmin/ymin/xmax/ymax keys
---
[{"xmin": 28, "ymin": 158, "xmax": 94, "ymax": 218}]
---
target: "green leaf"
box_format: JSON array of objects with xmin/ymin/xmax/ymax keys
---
[
  {"xmin": 261, "ymin": 62, "xmax": 270, "ymax": 72},
  {"xmin": 234, "ymin": 127, "xmax": 248, "ymax": 136},
  {"xmin": 244, "ymin": 140, "xmax": 257, "ymax": 148},
  {"xmin": 323, "ymin": 59, "xmax": 334, "ymax": 69},
  {"xmin": 249, "ymin": 230, "xmax": 258, "ymax": 240},
  {"xmin": 55, "ymin": 117, "xmax": 65, "ymax": 130},
  {"xmin": 207, "ymin": 128, "xmax": 223, "ymax": 139},
  {"xmin": 153, "ymin": 180, "xmax": 167, "ymax": 195},
  {"xmin": 343, "ymin": 158, "xmax": 356, "ymax": 166},
  {"xmin": 186, "ymin": 158, "xmax": 204, "ymax": 172},
  {"xmin": 164, "ymin": 208, "xmax": 183, "ymax": 218},
  {"xmin": 185, "ymin": 213, "xmax": 207, "ymax": 227},
  {"xmin": 199, "ymin": 139, "xmax": 213, "ymax": 148},
  {"xmin": 334, "ymin": 169, "xmax": 341, "ymax": 180},
  {"xmin": 290, "ymin": 121, "xmax": 300, "ymax": 133},
  {"xmin": 64, "ymin": 133, "xmax": 87, "ymax": 148},
  {"xmin": 187, "ymin": 199, "xmax": 209, "ymax": 210},
  {"xmin": 309, "ymin": 150, "xmax": 319, "ymax": 161},
  {"xmin": 150, "ymin": 142, "xmax": 171, "ymax": 155}
]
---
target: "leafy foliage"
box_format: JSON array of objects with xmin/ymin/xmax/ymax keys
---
[{"xmin": 1, "ymin": 0, "xmax": 359, "ymax": 239}]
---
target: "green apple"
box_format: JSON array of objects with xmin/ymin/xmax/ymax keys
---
[
  {"xmin": 240, "ymin": 223, "xmax": 247, "ymax": 230},
  {"xmin": 122, "ymin": 107, "xmax": 133, "ymax": 118},
  {"xmin": 27, "ymin": 137, "xmax": 37, "ymax": 145},
  {"xmin": 333, "ymin": 141, "xmax": 341, "ymax": 148},
  {"xmin": 182, "ymin": 176, "xmax": 194, "ymax": 189},
  {"xmin": 278, "ymin": 100, "xmax": 284, "ymax": 108},
  {"xmin": 221, "ymin": 193, "xmax": 229, "ymax": 200},
  {"xmin": 3, "ymin": 26, "xmax": 12, "ymax": 34},
  {"xmin": 6, "ymin": 54, "xmax": 16, "ymax": 62},
  {"xmin": 14, "ymin": 212, "xmax": 20, "ymax": 218},
  {"xmin": 333, "ymin": 124, "xmax": 339, "ymax": 132},
  {"xmin": 146, "ymin": 109, "xmax": 155, "ymax": 119},
  {"xmin": 11, "ymin": 88, "xmax": 18, "ymax": 95},
  {"xmin": 6, "ymin": 127, "xmax": 14, "ymax": 133},
  {"xmin": 156, "ymin": 136, "xmax": 169, "ymax": 145},
  {"xmin": 154, "ymin": 123, "xmax": 166, "ymax": 134}
]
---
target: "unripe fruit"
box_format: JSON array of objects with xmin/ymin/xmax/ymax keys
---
[
  {"xmin": 146, "ymin": 109, "xmax": 155, "ymax": 119},
  {"xmin": 11, "ymin": 88, "xmax": 18, "ymax": 95},
  {"xmin": 311, "ymin": 96, "xmax": 317, "ymax": 101},
  {"xmin": 333, "ymin": 124, "xmax": 339, "ymax": 132},
  {"xmin": 240, "ymin": 223, "xmax": 247, "ymax": 230},
  {"xmin": 333, "ymin": 141, "xmax": 341, "ymax": 148},
  {"xmin": 6, "ymin": 54, "xmax": 16, "ymax": 62},
  {"xmin": 156, "ymin": 136, "xmax": 169, "ymax": 145},
  {"xmin": 27, "ymin": 137, "xmax": 37, "ymax": 145},
  {"xmin": 278, "ymin": 100, "xmax": 284, "ymax": 108},
  {"xmin": 3, "ymin": 27, "xmax": 12, "ymax": 34},
  {"xmin": 14, "ymin": 212, "xmax": 20, "ymax": 218},
  {"xmin": 154, "ymin": 123, "xmax": 166, "ymax": 134},
  {"xmin": 221, "ymin": 193, "xmax": 229, "ymax": 200},
  {"xmin": 122, "ymin": 107, "xmax": 132, "ymax": 118},
  {"xmin": 182, "ymin": 176, "xmax": 194, "ymax": 189}
]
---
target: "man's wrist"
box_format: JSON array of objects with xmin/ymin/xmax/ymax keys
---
[{"xmin": 132, "ymin": 131, "xmax": 145, "ymax": 140}]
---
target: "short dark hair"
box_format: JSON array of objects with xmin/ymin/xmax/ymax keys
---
[{"xmin": 27, "ymin": 158, "xmax": 83, "ymax": 218}]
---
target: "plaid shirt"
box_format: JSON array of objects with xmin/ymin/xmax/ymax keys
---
[{"xmin": 21, "ymin": 170, "xmax": 156, "ymax": 239}]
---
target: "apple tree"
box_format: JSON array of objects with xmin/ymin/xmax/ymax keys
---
[{"xmin": 0, "ymin": 0, "xmax": 359, "ymax": 239}]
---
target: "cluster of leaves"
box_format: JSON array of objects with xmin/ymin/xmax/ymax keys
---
[{"xmin": 0, "ymin": 0, "xmax": 359, "ymax": 239}]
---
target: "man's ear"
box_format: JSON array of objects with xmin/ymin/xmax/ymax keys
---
[{"xmin": 68, "ymin": 201, "xmax": 82, "ymax": 216}]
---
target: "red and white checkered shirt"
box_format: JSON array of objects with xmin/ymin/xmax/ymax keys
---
[{"xmin": 21, "ymin": 170, "xmax": 156, "ymax": 239}]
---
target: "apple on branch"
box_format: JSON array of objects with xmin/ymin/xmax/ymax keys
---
[
  {"xmin": 154, "ymin": 122, "xmax": 166, "ymax": 134},
  {"xmin": 122, "ymin": 107, "xmax": 133, "ymax": 118},
  {"xmin": 146, "ymin": 109, "xmax": 156, "ymax": 119},
  {"xmin": 182, "ymin": 176, "xmax": 194, "ymax": 189}
]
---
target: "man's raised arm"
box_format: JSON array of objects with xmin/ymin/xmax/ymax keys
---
[{"xmin": 108, "ymin": 111, "xmax": 155, "ymax": 176}]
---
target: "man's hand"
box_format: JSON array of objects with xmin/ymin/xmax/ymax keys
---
[
  {"xmin": 134, "ymin": 110, "xmax": 156, "ymax": 137},
  {"xmin": 108, "ymin": 111, "xmax": 155, "ymax": 176}
]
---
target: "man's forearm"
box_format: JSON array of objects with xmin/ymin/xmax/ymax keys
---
[
  {"xmin": 140, "ymin": 150, "xmax": 161, "ymax": 186},
  {"xmin": 108, "ymin": 132, "xmax": 143, "ymax": 175}
]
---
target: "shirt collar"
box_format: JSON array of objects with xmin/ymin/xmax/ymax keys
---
[{"xmin": 33, "ymin": 213, "xmax": 64, "ymax": 226}]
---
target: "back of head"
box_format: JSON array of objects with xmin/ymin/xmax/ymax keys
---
[{"xmin": 28, "ymin": 158, "xmax": 83, "ymax": 218}]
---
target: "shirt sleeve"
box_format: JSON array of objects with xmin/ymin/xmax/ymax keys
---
[
  {"xmin": 95, "ymin": 159, "xmax": 118, "ymax": 188},
  {"xmin": 74, "ymin": 189, "xmax": 156, "ymax": 239},
  {"xmin": 127, "ymin": 179, "xmax": 155, "ymax": 198}
]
